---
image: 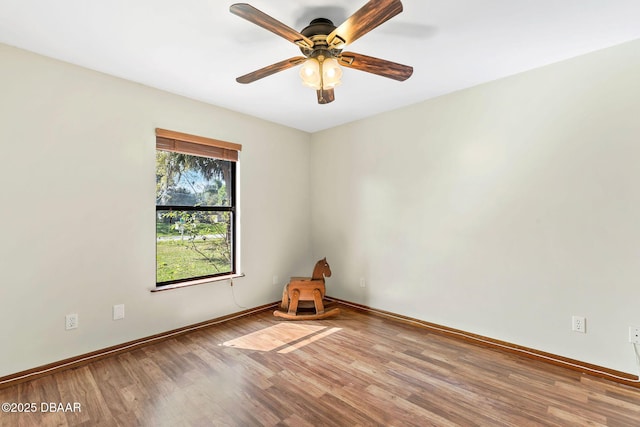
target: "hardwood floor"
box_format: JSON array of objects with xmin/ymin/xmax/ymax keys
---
[{"xmin": 2, "ymin": 304, "xmax": 640, "ymax": 426}]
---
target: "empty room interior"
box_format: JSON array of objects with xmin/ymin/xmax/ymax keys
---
[{"xmin": 1, "ymin": 0, "xmax": 640, "ymax": 425}]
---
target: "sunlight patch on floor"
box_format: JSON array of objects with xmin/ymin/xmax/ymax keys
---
[{"xmin": 222, "ymin": 323, "xmax": 341, "ymax": 352}]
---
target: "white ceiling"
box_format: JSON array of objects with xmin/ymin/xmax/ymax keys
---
[{"xmin": 1, "ymin": 1, "xmax": 639, "ymax": 133}]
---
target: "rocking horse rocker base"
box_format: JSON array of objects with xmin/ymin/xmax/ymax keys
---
[
  {"xmin": 274, "ymin": 258, "xmax": 340, "ymax": 321},
  {"xmin": 273, "ymin": 309, "xmax": 340, "ymax": 320}
]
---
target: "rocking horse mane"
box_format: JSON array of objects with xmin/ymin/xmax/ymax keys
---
[{"xmin": 311, "ymin": 257, "xmax": 331, "ymax": 281}]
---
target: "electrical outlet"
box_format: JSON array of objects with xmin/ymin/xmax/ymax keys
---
[
  {"xmin": 113, "ymin": 304, "xmax": 125, "ymax": 320},
  {"xmin": 65, "ymin": 313, "xmax": 78, "ymax": 330},
  {"xmin": 572, "ymin": 316, "xmax": 586, "ymax": 333},
  {"xmin": 629, "ymin": 326, "xmax": 640, "ymax": 344},
  {"xmin": 359, "ymin": 278, "xmax": 366, "ymax": 288}
]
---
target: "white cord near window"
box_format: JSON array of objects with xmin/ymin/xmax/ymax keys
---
[{"xmin": 230, "ymin": 277, "xmax": 247, "ymax": 309}]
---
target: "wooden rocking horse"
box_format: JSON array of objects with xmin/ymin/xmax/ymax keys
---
[{"xmin": 273, "ymin": 258, "xmax": 340, "ymax": 320}]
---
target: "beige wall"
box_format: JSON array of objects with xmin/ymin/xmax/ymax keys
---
[
  {"xmin": 0, "ymin": 44, "xmax": 312, "ymax": 377},
  {"xmin": 3, "ymin": 37, "xmax": 640, "ymax": 378},
  {"xmin": 310, "ymin": 39, "xmax": 640, "ymax": 374}
]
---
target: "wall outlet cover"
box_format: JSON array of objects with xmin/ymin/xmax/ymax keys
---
[
  {"xmin": 113, "ymin": 304, "xmax": 125, "ymax": 320},
  {"xmin": 65, "ymin": 313, "xmax": 78, "ymax": 330},
  {"xmin": 572, "ymin": 316, "xmax": 586, "ymax": 333}
]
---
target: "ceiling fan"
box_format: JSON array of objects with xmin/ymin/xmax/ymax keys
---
[{"xmin": 230, "ymin": 0, "xmax": 413, "ymax": 104}]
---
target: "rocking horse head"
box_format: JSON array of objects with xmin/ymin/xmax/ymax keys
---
[{"xmin": 311, "ymin": 257, "xmax": 331, "ymax": 280}]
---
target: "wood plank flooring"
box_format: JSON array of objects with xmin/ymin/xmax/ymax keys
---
[{"xmin": 1, "ymin": 304, "xmax": 640, "ymax": 426}]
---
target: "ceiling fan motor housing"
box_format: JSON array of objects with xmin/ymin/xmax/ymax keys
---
[{"xmin": 299, "ymin": 18, "xmax": 342, "ymax": 58}]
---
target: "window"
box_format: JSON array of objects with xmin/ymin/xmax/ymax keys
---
[{"xmin": 155, "ymin": 129, "xmax": 241, "ymax": 287}]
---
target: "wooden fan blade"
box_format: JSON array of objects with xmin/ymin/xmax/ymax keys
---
[
  {"xmin": 230, "ymin": 3, "xmax": 314, "ymax": 49},
  {"xmin": 338, "ymin": 52, "xmax": 413, "ymax": 81},
  {"xmin": 326, "ymin": 0, "xmax": 403, "ymax": 48},
  {"xmin": 316, "ymin": 88, "xmax": 335, "ymax": 104},
  {"xmin": 236, "ymin": 57, "xmax": 306, "ymax": 84}
]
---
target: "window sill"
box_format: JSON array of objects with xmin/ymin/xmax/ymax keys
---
[{"xmin": 151, "ymin": 273, "xmax": 245, "ymax": 292}]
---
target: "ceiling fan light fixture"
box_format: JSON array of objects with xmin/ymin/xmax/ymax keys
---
[
  {"xmin": 322, "ymin": 57, "xmax": 342, "ymax": 88},
  {"xmin": 299, "ymin": 56, "xmax": 342, "ymax": 90},
  {"xmin": 299, "ymin": 58, "xmax": 321, "ymax": 89}
]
